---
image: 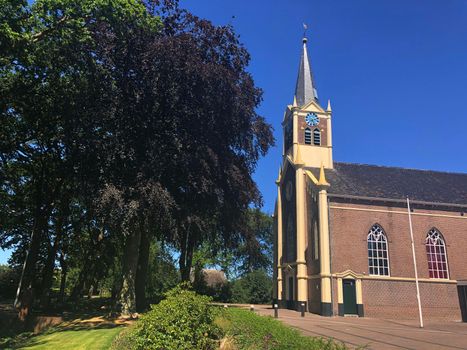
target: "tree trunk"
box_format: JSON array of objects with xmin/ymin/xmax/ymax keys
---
[
  {"xmin": 119, "ymin": 228, "xmax": 142, "ymax": 316},
  {"xmin": 58, "ymin": 252, "xmax": 67, "ymax": 304},
  {"xmin": 39, "ymin": 236, "xmax": 59, "ymax": 308},
  {"xmin": 70, "ymin": 257, "xmax": 91, "ymax": 301},
  {"xmin": 40, "ymin": 199, "xmax": 69, "ymax": 308},
  {"xmin": 179, "ymin": 230, "xmax": 189, "ymax": 281},
  {"xmin": 14, "ymin": 198, "xmax": 50, "ymax": 321},
  {"xmin": 40, "ymin": 213, "xmax": 66, "ymax": 307},
  {"xmin": 179, "ymin": 229, "xmax": 194, "ymax": 282},
  {"xmin": 135, "ymin": 229, "xmax": 150, "ymax": 312},
  {"xmin": 111, "ymin": 273, "xmax": 121, "ymax": 306}
]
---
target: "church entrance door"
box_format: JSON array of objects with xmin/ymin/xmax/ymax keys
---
[{"xmin": 343, "ymin": 279, "xmax": 357, "ymax": 315}]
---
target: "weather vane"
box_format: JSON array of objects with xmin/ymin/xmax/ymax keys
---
[{"xmin": 303, "ymin": 23, "xmax": 308, "ymax": 38}]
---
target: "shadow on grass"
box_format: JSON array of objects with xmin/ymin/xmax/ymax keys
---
[
  {"xmin": 5, "ymin": 322, "xmax": 125, "ymax": 349},
  {"xmin": 0, "ymin": 297, "xmax": 126, "ymax": 350}
]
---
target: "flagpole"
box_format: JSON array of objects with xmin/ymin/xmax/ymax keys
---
[{"xmin": 407, "ymin": 196, "xmax": 424, "ymax": 328}]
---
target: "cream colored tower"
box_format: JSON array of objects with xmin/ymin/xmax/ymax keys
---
[
  {"xmin": 282, "ymin": 37, "xmax": 333, "ymax": 169},
  {"xmin": 274, "ymin": 34, "xmax": 333, "ymax": 315}
]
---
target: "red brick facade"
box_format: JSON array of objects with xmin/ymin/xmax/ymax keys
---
[
  {"xmin": 328, "ymin": 200, "xmax": 467, "ymax": 320},
  {"xmin": 361, "ymin": 279, "xmax": 460, "ymax": 320}
]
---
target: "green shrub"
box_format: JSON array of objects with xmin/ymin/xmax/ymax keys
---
[
  {"xmin": 126, "ymin": 285, "xmax": 223, "ymax": 350},
  {"xmin": 221, "ymin": 308, "xmax": 350, "ymax": 350}
]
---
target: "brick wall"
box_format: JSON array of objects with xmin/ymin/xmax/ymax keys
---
[
  {"xmin": 362, "ymin": 279, "xmax": 461, "ymax": 320},
  {"xmin": 329, "ymin": 201, "xmax": 467, "ymax": 280},
  {"xmin": 328, "ymin": 200, "xmax": 467, "ymax": 319}
]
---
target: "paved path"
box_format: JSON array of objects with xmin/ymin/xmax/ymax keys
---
[{"xmin": 254, "ymin": 305, "xmax": 467, "ymax": 350}]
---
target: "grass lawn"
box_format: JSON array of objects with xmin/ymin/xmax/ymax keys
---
[
  {"xmin": 5, "ymin": 325, "xmax": 123, "ymax": 350},
  {"xmin": 2, "ymin": 307, "xmax": 350, "ymax": 350},
  {"xmin": 219, "ymin": 308, "xmax": 350, "ymax": 350}
]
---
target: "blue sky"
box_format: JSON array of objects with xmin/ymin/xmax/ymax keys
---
[
  {"xmin": 1, "ymin": 0, "xmax": 466, "ymax": 264},
  {"xmin": 182, "ymin": 0, "xmax": 467, "ymax": 213}
]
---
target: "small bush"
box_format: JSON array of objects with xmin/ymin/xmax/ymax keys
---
[
  {"xmin": 125, "ymin": 284, "xmax": 223, "ymax": 350},
  {"xmin": 221, "ymin": 308, "xmax": 350, "ymax": 350}
]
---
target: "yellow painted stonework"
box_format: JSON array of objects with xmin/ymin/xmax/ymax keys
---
[
  {"xmin": 318, "ymin": 187, "xmax": 332, "ymax": 305},
  {"xmin": 274, "ymin": 35, "xmax": 334, "ymax": 314},
  {"xmin": 295, "ymin": 165, "xmax": 308, "ymax": 303},
  {"xmin": 276, "ymin": 182, "xmax": 283, "ymax": 301}
]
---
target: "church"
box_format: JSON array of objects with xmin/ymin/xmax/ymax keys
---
[{"xmin": 272, "ymin": 35, "xmax": 467, "ymax": 320}]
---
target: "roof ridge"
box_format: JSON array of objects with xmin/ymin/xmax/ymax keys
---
[{"xmin": 334, "ymin": 161, "xmax": 467, "ymax": 176}]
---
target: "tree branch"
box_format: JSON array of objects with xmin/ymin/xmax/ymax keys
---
[{"xmin": 31, "ymin": 15, "xmax": 70, "ymax": 43}]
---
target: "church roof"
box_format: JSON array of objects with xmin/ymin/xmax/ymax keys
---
[
  {"xmin": 294, "ymin": 38, "xmax": 318, "ymax": 106},
  {"xmin": 308, "ymin": 162, "xmax": 467, "ymax": 206}
]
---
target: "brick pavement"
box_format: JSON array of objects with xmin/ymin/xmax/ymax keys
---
[{"xmin": 253, "ymin": 305, "xmax": 467, "ymax": 350}]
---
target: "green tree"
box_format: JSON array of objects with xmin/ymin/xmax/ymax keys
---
[
  {"xmin": 0, "ymin": 264, "xmax": 20, "ymax": 299},
  {"xmin": 150, "ymin": 4, "xmax": 275, "ymax": 281},
  {"xmin": 235, "ymin": 208, "xmax": 273, "ymax": 276},
  {"xmin": 1, "ymin": 0, "xmax": 274, "ymax": 319},
  {"xmin": 231, "ymin": 270, "xmax": 272, "ymax": 305},
  {"xmin": 0, "ymin": 0, "xmax": 160, "ymax": 319},
  {"xmin": 144, "ymin": 242, "xmax": 180, "ymax": 305}
]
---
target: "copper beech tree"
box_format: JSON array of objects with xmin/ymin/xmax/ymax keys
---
[{"xmin": 0, "ymin": 0, "xmax": 273, "ymax": 318}]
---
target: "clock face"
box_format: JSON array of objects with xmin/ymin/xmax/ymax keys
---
[{"xmin": 305, "ymin": 113, "xmax": 320, "ymax": 127}]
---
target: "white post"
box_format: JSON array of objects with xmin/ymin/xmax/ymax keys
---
[{"xmin": 407, "ymin": 197, "xmax": 424, "ymax": 328}]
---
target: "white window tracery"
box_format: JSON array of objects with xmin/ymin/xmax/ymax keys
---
[
  {"xmin": 426, "ymin": 228, "xmax": 449, "ymax": 279},
  {"xmin": 367, "ymin": 224, "xmax": 390, "ymax": 276}
]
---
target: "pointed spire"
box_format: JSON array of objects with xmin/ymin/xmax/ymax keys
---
[
  {"xmin": 294, "ymin": 35, "xmax": 318, "ymax": 107},
  {"xmin": 292, "ymin": 95, "xmax": 298, "ymax": 108},
  {"xmin": 326, "ymin": 99, "xmax": 332, "ymax": 113},
  {"xmin": 317, "ymin": 163, "xmax": 329, "ymax": 186},
  {"xmin": 295, "ymin": 145, "xmax": 304, "ymax": 165}
]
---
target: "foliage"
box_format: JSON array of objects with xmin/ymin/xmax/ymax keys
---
[
  {"xmin": 126, "ymin": 285, "xmax": 222, "ymax": 350},
  {"xmin": 234, "ymin": 208, "xmax": 273, "ymax": 276},
  {"xmin": 1, "ymin": 0, "xmax": 164, "ymax": 316},
  {"xmin": 0, "ymin": 264, "xmax": 20, "ymax": 299},
  {"xmin": 221, "ymin": 308, "xmax": 350, "ymax": 350},
  {"xmin": 188, "ymin": 208, "xmax": 273, "ymax": 280},
  {"xmin": 230, "ymin": 270, "xmax": 272, "ymax": 305},
  {"xmin": 1, "ymin": 0, "xmax": 274, "ymax": 318},
  {"xmin": 145, "ymin": 242, "xmax": 180, "ymax": 304}
]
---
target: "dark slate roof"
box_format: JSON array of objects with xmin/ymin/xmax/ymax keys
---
[
  {"xmin": 308, "ymin": 162, "xmax": 467, "ymax": 206},
  {"xmin": 295, "ymin": 38, "xmax": 318, "ymax": 106}
]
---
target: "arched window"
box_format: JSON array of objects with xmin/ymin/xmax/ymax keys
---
[
  {"xmin": 304, "ymin": 128, "xmax": 312, "ymax": 144},
  {"xmin": 367, "ymin": 224, "xmax": 390, "ymax": 276},
  {"xmin": 313, "ymin": 128, "xmax": 321, "ymax": 145},
  {"xmin": 426, "ymin": 228, "xmax": 449, "ymax": 279}
]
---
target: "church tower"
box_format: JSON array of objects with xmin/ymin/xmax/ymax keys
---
[
  {"xmin": 282, "ymin": 36, "xmax": 333, "ymax": 169},
  {"xmin": 274, "ymin": 33, "xmax": 333, "ymax": 316}
]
